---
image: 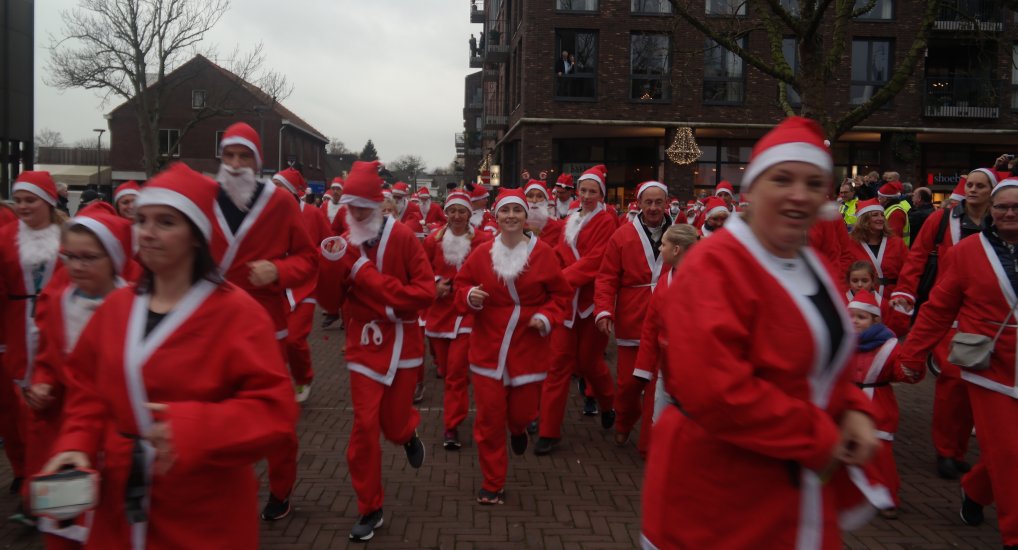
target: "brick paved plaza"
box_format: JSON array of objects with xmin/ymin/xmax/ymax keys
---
[{"xmin": 0, "ymin": 317, "xmax": 1003, "ymax": 549}]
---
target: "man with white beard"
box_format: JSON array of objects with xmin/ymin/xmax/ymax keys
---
[
  {"xmin": 211, "ymin": 122, "xmax": 317, "ymax": 523},
  {"xmin": 553, "ymin": 173, "xmax": 576, "ymax": 219},
  {"xmin": 417, "ymin": 187, "xmax": 447, "ymax": 226},
  {"xmin": 316, "ymin": 160, "xmax": 435, "ymax": 542},
  {"xmin": 524, "ymin": 179, "xmax": 563, "ymax": 245},
  {"xmin": 668, "ymin": 198, "xmax": 682, "ymax": 223},
  {"xmin": 322, "ymin": 177, "xmax": 347, "ymax": 236},
  {"xmin": 469, "ymin": 184, "xmax": 498, "ymax": 233},
  {"xmin": 391, "ymin": 182, "xmax": 425, "ymax": 237}
]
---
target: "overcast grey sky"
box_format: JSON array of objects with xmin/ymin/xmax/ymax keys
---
[{"xmin": 34, "ymin": 0, "xmax": 475, "ymax": 170}]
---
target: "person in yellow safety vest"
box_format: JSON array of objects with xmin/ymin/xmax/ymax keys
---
[
  {"xmin": 838, "ymin": 181, "xmax": 859, "ymax": 229},
  {"xmin": 877, "ymin": 181, "xmax": 911, "ymax": 245}
]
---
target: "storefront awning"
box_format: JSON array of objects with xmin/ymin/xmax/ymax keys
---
[{"xmin": 35, "ymin": 164, "xmax": 112, "ymax": 187}]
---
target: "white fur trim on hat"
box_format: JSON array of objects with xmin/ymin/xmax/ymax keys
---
[
  {"xmin": 856, "ymin": 203, "xmax": 884, "ymax": 217},
  {"xmin": 330, "ymin": 182, "xmax": 344, "ymax": 189},
  {"xmin": 706, "ymin": 205, "xmax": 729, "ymax": 219},
  {"xmin": 272, "ymin": 174, "xmax": 298, "ymax": 195},
  {"xmin": 992, "ymin": 178, "xmax": 1018, "ymax": 197},
  {"xmin": 524, "ymin": 182, "xmax": 551, "ymax": 199},
  {"xmin": 114, "ymin": 188, "xmax": 140, "ymax": 203},
  {"xmin": 444, "ymin": 196, "xmax": 472, "ymax": 212},
  {"xmin": 339, "ymin": 194, "xmax": 382, "ymax": 209},
  {"xmin": 848, "ymin": 300, "xmax": 881, "ymax": 317},
  {"xmin": 494, "ymin": 195, "xmax": 528, "ymax": 214},
  {"xmin": 219, "ymin": 136, "xmax": 262, "ymax": 169},
  {"xmin": 741, "ymin": 142, "xmax": 832, "ymax": 193},
  {"xmin": 136, "ymin": 187, "xmax": 212, "ymax": 241},
  {"xmin": 12, "ymin": 182, "xmax": 57, "ymax": 206},
  {"xmin": 971, "ymin": 168, "xmax": 999, "ymax": 188},
  {"xmin": 69, "ymin": 217, "xmax": 126, "ymax": 272},
  {"xmin": 578, "ymin": 173, "xmax": 606, "ymax": 197},
  {"xmin": 637, "ymin": 181, "xmax": 668, "ymax": 199}
]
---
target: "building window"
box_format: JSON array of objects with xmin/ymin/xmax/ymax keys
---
[
  {"xmin": 703, "ymin": 38, "xmax": 745, "ymax": 105},
  {"xmin": 851, "ymin": 39, "xmax": 892, "ymax": 105},
  {"xmin": 1012, "ymin": 44, "xmax": 1018, "ymax": 111},
  {"xmin": 780, "ymin": 38, "xmax": 802, "ymax": 106},
  {"xmin": 854, "ymin": 0, "xmax": 893, "ymax": 20},
  {"xmin": 706, "ymin": 0, "xmax": 746, "ymax": 16},
  {"xmin": 555, "ymin": 30, "xmax": 598, "ymax": 100},
  {"xmin": 159, "ymin": 129, "xmax": 180, "ymax": 157},
  {"xmin": 631, "ymin": 33, "xmax": 671, "ymax": 101},
  {"xmin": 556, "ymin": 0, "xmax": 597, "ymax": 11},
  {"xmin": 632, "ymin": 0, "xmax": 672, "ymax": 14},
  {"xmin": 214, "ymin": 130, "xmax": 225, "ymax": 157},
  {"xmin": 191, "ymin": 90, "xmax": 207, "ymax": 109}
]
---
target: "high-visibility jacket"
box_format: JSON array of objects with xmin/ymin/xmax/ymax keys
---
[
  {"xmin": 839, "ymin": 198, "xmax": 858, "ymax": 228},
  {"xmin": 885, "ymin": 201, "xmax": 911, "ymax": 246}
]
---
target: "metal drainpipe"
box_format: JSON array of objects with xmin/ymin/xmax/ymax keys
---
[{"xmin": 278, "ymin": 120, "xmax": 288, "ymax": 174}]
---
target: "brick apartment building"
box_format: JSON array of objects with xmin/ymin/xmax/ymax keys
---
[
  {"xmin": 108, "ymin": 55, "xmax": 329, "ymax": 190},
  {"xmin": 466, "ymin": 0, "xmax": 1018, "ymax": 204}
]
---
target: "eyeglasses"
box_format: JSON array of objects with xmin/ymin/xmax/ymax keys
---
[
  {"xmin": 59, "ymin": 252, "xmax": 108, "ymax": 266},
  {"xmin": 991, "ymin": 203, "xmax": 1018, "ymax": 214}
]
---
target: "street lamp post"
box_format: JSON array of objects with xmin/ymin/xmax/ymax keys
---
[{"xmin": 93, "ymin": 128, "xmax": 105, "ymax": 196}]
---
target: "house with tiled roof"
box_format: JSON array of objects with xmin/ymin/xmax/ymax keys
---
[{"xmin": 108, "ymin": 55, "xmax": 329, "ymax": 190}]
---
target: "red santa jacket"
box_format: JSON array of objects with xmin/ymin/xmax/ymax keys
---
[
  {"xmin": 845, "ymin": 235, "xmax": 908, "ymax": 300},
  {"xmin": 643, "ymin": 214, "xmax": 886, "ymax": 550},
  {"xmin": 594, "ymin": 218, "xmax": 665, "ymax": 345},
  {"xmin": 808, "ymin": 217, "xmax": 856, "ymax": 277},
  {"xmin": 210, "ymin": 183, "xmax": 317, "ymax": 335},
  {"xmin": 321, "ymin": 199, "xmax": 348, "ymax": 236},
  {"xmin": 454, "ymin": 236, "xmax": 572, "ymax": 386},
  {"xmin": 849, "ymin": 332, "xmax": 903, "ymax": 439},
  {"xmin": 423, "ymin": 227, "xmax": 491, "ymax": 338},
  {"xmin": 287, "ymin": 201, "xmax": 333, "ymax": 309},
  {"xmin": 891, "ymin": 207, "xmax": 967, "ymax": 303},
  {"xmin": 54, "ymin": 281, "xmax": 298, "ymax": 549},
  {"xmin": 632, "ymin": 268, "xmax": 673, "ymax": 382},
  {"xmin": 0, "ymin": 221, "xmax": 62, "ymax": 388},
  {"xmin": 901, "ymin": 231, "xmax": 1018, "ymax": 398},
  {"xmin": 419, "ymin": 200, "xmax": 447, "ymax": 226},
  {"xmin": 318, "ymin": 216, "xmax": 436, "ymax": 386},
  {"xmin": 399, "ymin": 202, "xmax": 425, "ymax": 237},
  {"xmin": 531, "ymin": 217, "xmax": 563, "ymax": 248},
  {"xmin": 558, "ymin": 204, "xmax": 617, "ymax": 327}
]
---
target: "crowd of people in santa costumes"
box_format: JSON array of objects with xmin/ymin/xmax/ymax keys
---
[{"xmin": 321, "ymin": 177, "xmax": 348, "ymax": 237}]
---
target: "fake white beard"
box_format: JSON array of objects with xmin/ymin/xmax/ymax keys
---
[
  {"xmin": 347, "ymin": 208, "xmax": 384, "ymax": 246},
  {"xmin": 441, "ymin": 230, "xmax": 472, "ymax": 269},
  {"xmin": 563, "ymin": 210, "xmax": 585, "ymax": 248},
  {"xmin": 470, "ymin": 208, "xmax": 485, "ymax": 228},
  {"xmin": 556, "ymin": 198, "xmax": 572, "ymax": 217},
  {"xmin": 420, "ymin": 198, "xmax": 431, "ymax": 212},
  {"xmin": 669, "ymin": 207, "xmax": 680, "ymax": 217},
  {"xmin": 327, "ymin": 199, "xmax": 342, "ymax": 219},
  {"xmin": 396, "ymin": 198, "xmax": 408, "ymax": 218},
  {"xmin": 490, "ymin": 235, "xmax": 530, "ymax": 282},
  {"xmin": 17, "ymin": 221, "xmax": 61, "ymax": 268},
  {"xmin": 528, "ymin": 201, "xmax": 549, "ymax": 231},
  {"xmin": 217, "ymin": 165, "xmax": 258, "ymax": 211}
]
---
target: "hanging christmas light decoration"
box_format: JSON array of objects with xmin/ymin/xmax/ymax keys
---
[{"xmin": 666, "ymin": 127, "xmax": 702, "ymax": 165}]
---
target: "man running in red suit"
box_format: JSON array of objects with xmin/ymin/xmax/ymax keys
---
[
  {"xmin": 392, "ymin": 182, "xmax": 425, "ymax": 237},
  {"xmin": 210, "ymin": 123, "xmax": 317, "ymax": 522},
  {"xmin": 418, "ymin": 187, "xmax": 447, "ymax": 226},
  {"xmin": 322, "ymin": 177, "xmax": 348, "ymax": 236},
  {"xmin": 317, "ymin": 161, "xmax": 435, "ymax": 542}
]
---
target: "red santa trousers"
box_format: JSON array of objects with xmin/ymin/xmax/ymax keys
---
[
  {"xmin": 613, "ymin": 346, "xmax": 655, "ymax": 456},
  {"xmin": 434, "ymin": 337, "xmax": 470, "ymax": 430},
  {"xmin": 347, "ymin": 369, "xmax": 421, "ymax": 515},
  {"xmin": 285, "ymin": 302, "xmax": 316, "ymax": 386},
  {"xmin": 472, "ymin": 374, "xmax": 541, "ymax": 492},
  {"xmin": 268, "ymin": 334, "xmax": 298, "ymax": 500},
  {"xmin": 0, "ymin": 365, "xmax": 25, "ymax": 479},
  {"xmin": 539, "ymin": 319, "xmax": 614, "ymax": 440},
  {"xmin": 931, "ymin": 337, "xmax": 974, "ymax": 461},
  {"xmin": 960, "ymin": 384, "xmax": 1018, "ymax": 545}
]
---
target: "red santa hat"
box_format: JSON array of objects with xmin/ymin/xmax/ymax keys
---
[
  {"xmin": 330, "ymin": 177, "xmax": 344, "ymax": 190},
  {"xmin": 704, "ymin": 196, "xmax": 729, "ymax": 219},
  {"xmin": 877, "ymin": 182, "xmax": 903, "ymax": 198},
  {"xmin": 950, "ymin": 178, "xmax": 966, "ymax": 202},
  {"xmin": 670, "ymin": 197, "xmax": 680, "ymax": 206},
  {"xmin": 114, "ymin": 181, "xmax": 141, "ymax": 203},
  {"xmin": 392, "ymin": 182, "xmax": 410, "ymax": 197},
  {"xmin": 469, "ymin": 185, "xmax": 489, "ymax": 204},
  {"xmin": 12, "ymin": 171, "xmax": 58, "ymax": 206},
  {"xmin": 848, "ymin": 289, "xmax": 882, "ymax": 318},
  {"xmin": 272, "ymin": 167, "xmax": 307, "ymax": 196},
  {"xmin": 992, "ymin": 178, "xmax": 1018, "ymax": 198},
  {"xmin": 715, "ymin": 180, "xmax": 735, "ymax": 197},
  {"xmin": 969, "ymin": 167, "xmax": 999, "ymax": 188},
  {"xmin": 418, "ymin": 187, "xmax": 431, "ymax": 197},
  {"xmin": 410, "ymin": 194, "xmax": 421, "ymax": 204},
  {"xmin": 219, "ymin": 122, "xmax": 263, "ymax": 170},
  {"xmin": 627, "ymin": 201, "xmax": 639, "ymax": 213},
  {"xmin": 524, "ymin": 179, "xmax": 551, "ymax": 200},
  {"xmin": 577, "ymin": 164, "xmax": 608, "ymax": 198},
  {"xmin": 339, "ymin": 161, "xmax": 385, "ymax": 208},
  {"xmin": 555, "ymin": 173, "xmax": 575, "ymax": 189},
  {"xmin": 493, "ymin": 188, "xmax": 527, "ymax": 214},
  {"xmin": 855, "ymin": 198, "xmax": 884, "ymax": 218},
  {"xmin": 136, "ymin": 162, "xmax": 219, "ymax": 242},
  {"xmin": 444, "ymin": 191, "xmax": 472, "ymax": 212},
  {"xmin": 636, "ymin": 180, "xmax": 668, "ymax": 200},
  {"xmin": 741, "ymin": 116, "xmax": 832, "ymax": 193},
  {"xmin": 382, "ymin": 189, "xmax": 394, "ymax": 200},
  {"xmin": 69, "ymin": 203, "xmax": 134, "ymax": 274}
]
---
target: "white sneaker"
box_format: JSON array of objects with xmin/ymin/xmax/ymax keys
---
[{"xmin": 295, "ymin": 384, "xmax": 311, "ymax": 403}]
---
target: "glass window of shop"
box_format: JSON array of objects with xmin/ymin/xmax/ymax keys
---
[
  {"xmin": 923, "ymin": 143, "xmax": 1007, "ymax": 194},
  {"xmin": 631, "ymin": 33, "xmax": 671, "ymax": 101},
  {"xmin": 693, "ymin": 140, "xmax": 752, "ymax": 196},
  {"xmin": 555, "ymin": 138, "xmax": 660, "ymax": 207}
]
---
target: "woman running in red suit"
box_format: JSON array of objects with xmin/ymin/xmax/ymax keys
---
[
  {"xmin": 455, "ymin": 189, "xmax": 571, "ymax": 504},
  {"xmin": 0, "ymin": 171, "xmax": 64, "ymax": 519},
  {"xmin": 642, "ymin": 117, "xmax": 886, "ymax": 550},
  {"xmin": 41, "ymin": 162, "xmax": 298, "ymax": 549},
  {"xmin": 845, "ymin": 199, "xmax": 908, "ymax": 300},
  {"xmin": 890, "ymin": 167, "xmax": 994, "ymax": 480},
  {"xmin": 423, "ymin": 191, "xmax": 491, "ymax": 450},
  {"xmin": 26, "ymin": 203, "xmax": 137, "ymax": 548},
  {"xmin": 900, "ymin": 178, "xmax": 1018, "ymax": 549}
]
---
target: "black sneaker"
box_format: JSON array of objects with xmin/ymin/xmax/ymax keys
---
[
  {"xmin": 582, "ymin": 397, "xmax": 599, "ymax": 416},
  {"xmin": 510, "ymin": 432, "xmax": 528, "ymax": 456},
  {"xmin": 526, "ymin": 418, "xmax": 539, "ymax": 435},
  {"xmin": 349, "ymin": 508, "xmax": 384, "ymax": 542},
  {"xmin": 404, "ymin": 432, "xmax": 425, "ymax": 468},
  {"xmin": 261, "ymin": 495, "xmax": 292, "ymax": 521},
  {"xmin": 937, "ymin": 455, "xmax": 961, "ymax": 480},
  {"xmin": 534, "ymin": 436, "xmax": 559, "ymax": 456},
  {"xmin": 443, "ymin": 428, "xmax": 461, "ymax": 450},
  {"xmin": 321, "ymin": 314, "xmax": 340, "ymax": 329},
  {"xmin": 601, "ymin": 409, "xmax": 616, "ymax": 430},
  {"xmin": 960, "ymin": 488, "xmax": 984, "ymax": 526}
]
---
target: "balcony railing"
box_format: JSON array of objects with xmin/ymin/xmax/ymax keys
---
[
  {"xmin": 484, "ymin": 115, "xmax": 508, "ymax": 128},
  {"xmin": 470, "ymin": 2, "xmax": 485, "ymax": 23},
  {"xmin": 934, "ymin": 0, "xmax": 1003, "ymax": 31},
  {"xmin": 467, "ymin": 147, "xmax": 483, "ymax": 157},
  {"xmin": 482, "ymin": 28, "xmax": 508, "ymax": 63},
  {"xmin": 469, "ymin": 54, "xmax": 482, "ymax": 68},
  {"xmin": 924, "ymin": 76, "xmax": 1002, "ymax": 119}
]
